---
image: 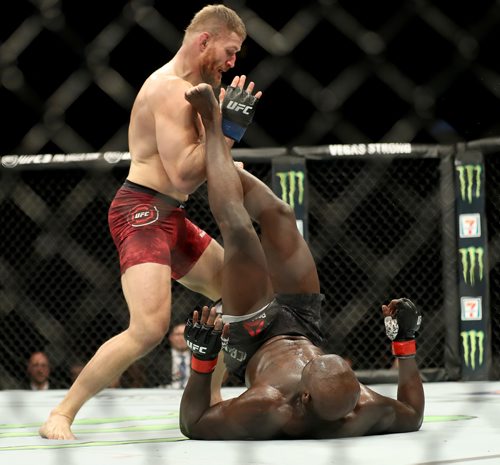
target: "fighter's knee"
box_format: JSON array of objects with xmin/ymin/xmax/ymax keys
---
[
  {"xmin": 144, "ymin": 326, "xmax": 167, "ymax": 349},
  {"xmin": 261, "ymin": 198, "xmax": 296, "ymax": 225},
  {"xmin": 218, "ymin": 214, "xmax": 254, "ymax": 244},
  {"xmin": 215, "ymin": 203, "xmax": 253, "ymax": 237},
  {"xmin": 273, "ymin": 199, "xmax": 295, "ymax": 218},
  {"xmin": 130, "ymin": 316, "xmax": 169, "ymax": 351}
]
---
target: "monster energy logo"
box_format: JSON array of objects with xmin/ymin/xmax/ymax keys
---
[
  {"xmin": 459, "ymin": 247, "xmax": 484, "ymax": 285},
  {"xmin": 456, "ymin": 164, "xmax": 482, "ymax": 204},
  {"xmin": 461, "ymin": 330, "xmax": 484, "ymax": 370},
  {"xmin": 276, "ymin": 171, "xmax": 305, "ymax": 208}
]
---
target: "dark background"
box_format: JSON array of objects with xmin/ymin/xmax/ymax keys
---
[
  {"xmin": 1, "ymin": 1, "xmax": 500, "ymax": 387},
  {"xmin": 2, "ymin": 0, "xmax": 500, "ymax": 156}
]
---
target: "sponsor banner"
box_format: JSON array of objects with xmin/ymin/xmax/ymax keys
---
[
  {"xmin": 454, "ymin": 149, "xmax": 490, "ymax": 380},
  {"xmin": 460, "ymin": 329, "xmax": 485, "ymax": 371},
  {"xmin": 460, "ymin": 297, "xmax": 482, "ymax": 321},
  {"xmin": 1, "ymin": 152, "xmax": 131, "ymax": 168},
  {"xmin": 272, "ymin": 157, "xmax": 308, "ymax": 240},
  {"xmin": 456, "ymin": 164, "xmax": 482, "ymax": 204},
  {"xmin": 458, "ymin": 246, "xmax": 484, "ymax": 286},
  {"xmin": 459, "ymin": 213, "xmax": 481, "ymax": 238}
]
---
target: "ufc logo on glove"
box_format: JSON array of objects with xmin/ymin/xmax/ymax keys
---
[
  {"xmin": 186, "ymin": 340, "xmax": 207, "ymax": 354},
  {"xmin": 222, "ymin": 86, "xmax": 259, "ymax": 142},
  {"xmin": 226, "ymin": 101, "xmax": 253, "ymax": 114}
]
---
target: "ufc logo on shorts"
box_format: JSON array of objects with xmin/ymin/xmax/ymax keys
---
[{"xmin": 227, "ymin": 101, "xmax": 253, "ymax": 114}]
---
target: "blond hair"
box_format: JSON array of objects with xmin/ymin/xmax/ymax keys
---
[{"xmin": 185, "ymin": 4, "xmax": 246, "ymax": 41}]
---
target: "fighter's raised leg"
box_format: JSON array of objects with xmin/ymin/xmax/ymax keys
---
[
  {"xmin": 237, "ymin": 168, "xmax": 320, "ymax": 294},
  {"xmin": 185, "ymin": 84, "xmax": 273, "ymax": 316}
]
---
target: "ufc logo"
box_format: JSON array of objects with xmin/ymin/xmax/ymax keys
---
[
  {"xmin": 186, "ymin": 340, "xmax": 207, "ymax": 354},
  {"xmin": 227, "ymin": 101, "xmax": 253, "ymax": 114}
]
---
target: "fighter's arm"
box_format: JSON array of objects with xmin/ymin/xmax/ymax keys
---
[
  {"xmin": 149, "ymin": 78, "xmax": 208, "ymax": 194},
  {"xmin": 180, "ymin": 306, "xmax": 286, "ymax": 439},
  {"xmin": 180, "ymin": 376, "xmax": 287, "ymax": 439},
  {"xmin": 377, "ymin": 299, "xmax": 424, "ymax": 433},
  {"xmin": 387, "ymin": 356, "xmax": 424, "ymax": 432},
  {"xmin": 353, "ymin": 366, "xmax": 422, "ymax": 435},
  {"xmin": 339, "ymin": 300, "xmax": 424, "ymax": 437},
  {"xmin": 209, "ymin": 350, "xmax": 227, "ymax": 405}
]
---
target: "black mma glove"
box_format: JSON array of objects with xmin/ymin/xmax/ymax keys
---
[
  {"xmin": 184, "ymin": 318, "xmax": 222, "ymax": 373},
  {"xmin": 221, "ymin": 86, "xmax": 258, "ymax": 142},
  {"xmin": 383, "ymin": 298, "xmax": 422, "ymax": 359}
]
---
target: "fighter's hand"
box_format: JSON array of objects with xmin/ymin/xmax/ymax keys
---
[
  {"xmin": 221, "ymin": 75, "xmax": 262, "ymax": 142},
  {"xmin": 382, "ymin": 298, "xmax": 422, "ymax": 359},
  {"xmin": 219, "ymin": 75, "xmax": 263, "ymax": 102},
  {"xmin": 185, "ymin": 306, "xmax": 227, "ymax": 373}
]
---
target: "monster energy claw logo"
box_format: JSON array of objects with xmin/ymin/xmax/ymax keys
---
[
  {"xmin": 461, "ymin": 330, "xmax": 484, "ymax": 370},
  {"xmin": 456, "ymin": 164, "xmax": 482, "ymax": 204},
  {"xmin": 459, "ymin": 247, "xmax": 484, "ymax": 286},
  {"xmin": 276, "ymin": 171, "xmax": 305, "ymax": 208}
]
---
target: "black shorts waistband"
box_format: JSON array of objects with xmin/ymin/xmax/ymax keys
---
[{"xmin": 122, "ymin": 179, "xmax": 185, "ymax": 208}]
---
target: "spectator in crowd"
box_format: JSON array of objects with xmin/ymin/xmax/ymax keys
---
[
  {"xmin": 24, "ymin": 351, "xmax": 53, "ymax": 390},
  {"xmin": 163, "ymin": 322, "xmax": 191, "ymax": 389}
]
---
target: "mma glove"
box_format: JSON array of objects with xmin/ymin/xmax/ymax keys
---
[
  {"xmin": 184, "ymin": 318, "xmax": 222, "ymax": 373},
  {"xmin": 221, "ymin": 86, "xmax": 258, "ymax": 142},
  {"xmin": 384, "ymin": 298, "xmax": 422, "ymax": 359}
]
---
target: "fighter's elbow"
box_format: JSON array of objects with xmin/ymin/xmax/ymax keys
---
[
  {"xmin": 413, "ymin": 413, "xmax": 424, "ymax": 431},
  {"xmin": 179, "ymin": 420, "xmax": 195, "ymax": 439},
  {"xmin": 180, "ymin": 421, "xmax": 212, "ymax": 440},
  {"xmin": 400, "ymin": 412, "xmax": 424, "ymax": 433}
]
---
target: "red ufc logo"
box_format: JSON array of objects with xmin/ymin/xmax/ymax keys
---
[{"xmin": 243, "ymin": 320, "xmax": 265, "ymax": 337}]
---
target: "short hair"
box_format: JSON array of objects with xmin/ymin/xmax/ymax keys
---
[{"xmin": 185, "ymin": 4, "xmax": 246, "ymax": 40}]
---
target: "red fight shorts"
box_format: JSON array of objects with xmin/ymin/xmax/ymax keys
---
[{"xmin": 108, "ymin": 180, "xmax": 213, "ymax": 278}]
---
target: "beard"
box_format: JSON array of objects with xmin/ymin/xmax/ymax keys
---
[{"xmin": 199, "ymin": 48, "xmax": 222, "ymax": 88}]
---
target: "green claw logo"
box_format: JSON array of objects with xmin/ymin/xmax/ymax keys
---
[
  {"xmin": 275, "ymin": 171, "xmax": 305, "ymax": 208},
  {"xmin": 459, "ymin": 247, "xmax": 484, "ymax": 285},
  {"xmin": 456, "ymin": 164, "xmax": 482, "ymax": 204},
  {"xmin": 460, "ymin": 330, "xmax": 485, "ymax": 370}
]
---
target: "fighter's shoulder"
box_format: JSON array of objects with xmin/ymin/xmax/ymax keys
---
[
  {"xmin": 234, "ymin": 386, "xmax": 292, "ymax": 438},
  {"xmin": 357, "ymin": 383, "xmax": 392, "ymax": 408},
  {"xmin": 347, "ymin": 384, "xmax": 397, "ymax": 433},
  {"xmin": 237, "ymin": 385, "xmax": 289, "ymax": 414},
  {"xmin": 143, "ymin": 72, "xmax": 191, "ymax": 101},
  {"xmin": 243, "ymin": 383, "xmax": 286, "ymax": 402}
]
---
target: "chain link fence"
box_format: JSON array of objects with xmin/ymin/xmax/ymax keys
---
[
  {"xmin": 2, "ymin": 1, "xmax": 500, "ymax": 155},
  {"xmin": 2, "ymin": 1, "xmax": 500, "ymax": 387},
  {"xmin": 3, "ymin": 147, "xmax": 490, "ymax": 388},
  {"xmin": 485, "ymin": 149, "xmax": 500, "ymax": 378}
]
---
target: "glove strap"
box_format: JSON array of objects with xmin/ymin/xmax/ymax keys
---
[
  {"xmin": 222, "ymin": 119, "xmax": 246, "ymax": 142},
  {"xmin": 191, "ymin": 356, "xmax": 218, "ymax": 374},
  {"xmin": 392, "ymin": 340, "xmax": 416, "ymax": 359}
]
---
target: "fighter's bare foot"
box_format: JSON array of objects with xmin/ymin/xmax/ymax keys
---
[
  {"xmin": 39, "ymin": 411, "xmax": 76, "ymax": 440},
  {"xmin": 185, "ymin": 84, "xmax": 219, "ymax": 120}
]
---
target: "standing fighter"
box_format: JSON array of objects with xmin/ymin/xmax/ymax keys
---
[
  {"xmin": 40, "ymin": 5, "xmax": 260, "ymax": 439},
  {"xmin": 179, "ymin": 83, "xmax": 425, "ymax": 439}
]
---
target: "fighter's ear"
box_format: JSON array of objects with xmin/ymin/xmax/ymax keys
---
[{"xmin": 198, "ymin": 32, "xmax": 210, "ymax": 50}]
